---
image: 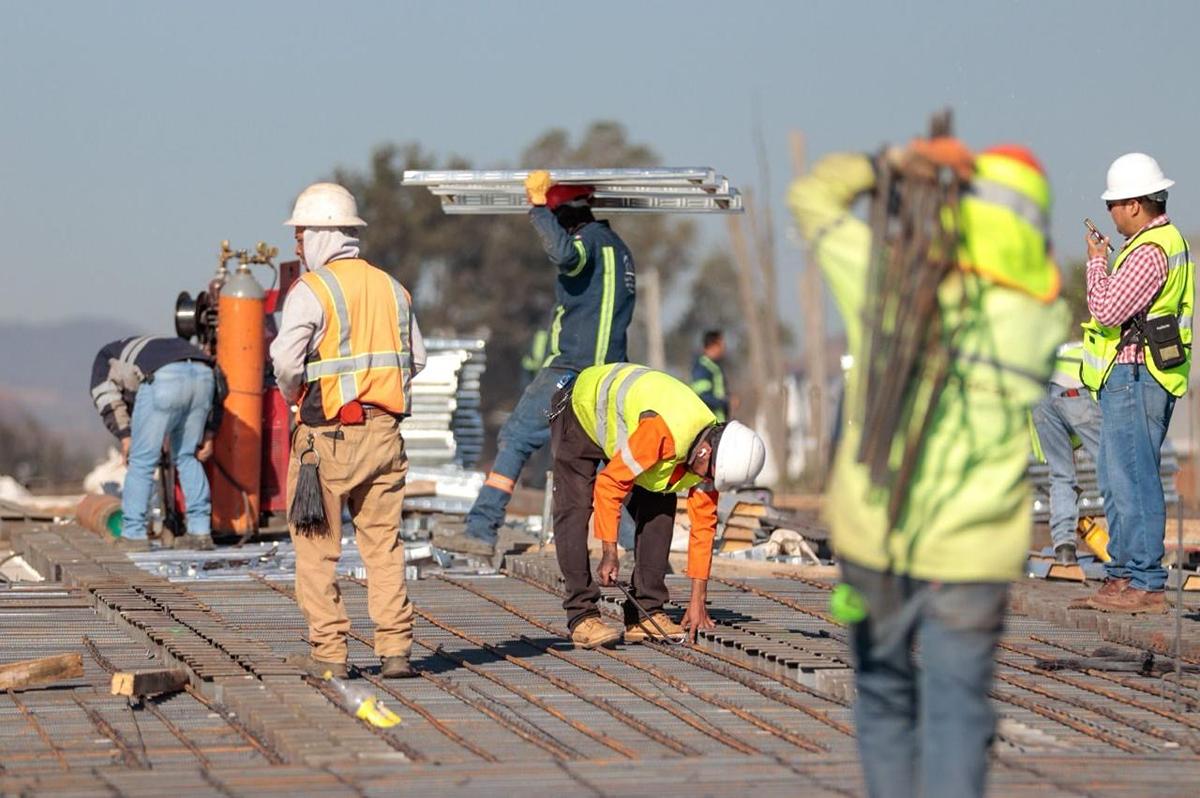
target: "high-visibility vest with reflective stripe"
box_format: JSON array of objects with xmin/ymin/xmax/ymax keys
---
[
  {"xmin": 572, "ymin": 363, "xmax": 716, "ymax": 493},
  {"xmin": 690, "ymin": 355, "xmax": 727, "ymax": 422},
  {"xmin": 955, "ymin": 152, "xmax": 1059, "ymax": 301},
  {"xmin": 1080, "ymin": 223, "xmax": 1193, "ymax": 397},
  {"xmin": 300, "ymin": 258, "xmax": 414, "ymax": 421},
  {"xmin": 1051, "ymin": 341, "xmax": 1085, "ymax": 389}
]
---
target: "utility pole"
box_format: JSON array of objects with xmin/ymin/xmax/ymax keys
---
[
  {"xmin": 642, "ymin": 265, "xmax": 667, "ymax": 371},
  {"xmin": 790, "ymin": 130, "xmax": 829, "ymax": 486},
  {"xmin": 726, "ymin": 214, "xmax": 769, "ymax": 423}
]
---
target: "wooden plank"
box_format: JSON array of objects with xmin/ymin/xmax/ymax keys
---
[
  {"xmin": 110, "ymin": 668, "xmax": 189, "ymax": 697},
  {"xmin": 0, "ymin": 653, "xmax": 84, "ymax": 691}
]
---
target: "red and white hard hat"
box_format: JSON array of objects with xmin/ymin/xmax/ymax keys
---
[{"xmin": 1101, "ymin": 153, "xmax": 1174, "ymax": 201}]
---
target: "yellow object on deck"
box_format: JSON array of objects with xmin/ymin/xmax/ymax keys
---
[{"xmin": 1077, "ymin": 516, "xmax": 1111, "ymax": 562}]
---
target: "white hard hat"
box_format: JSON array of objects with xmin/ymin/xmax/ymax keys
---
[
  {"xmin": 1101, "ymin": 153, "xmax": 1174, "ymax": 201},
  {"xmin": 284, "ymin": 182, "xmax": 367, "ymax": 227},
  {"xmin": 712, "ymin": 420, "xmax": 767, "ymax": 491}
]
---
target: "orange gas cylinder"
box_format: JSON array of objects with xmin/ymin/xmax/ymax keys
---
[{"xmin": 212, "ymin": 265, "xmax": 265, "ymax": 534}]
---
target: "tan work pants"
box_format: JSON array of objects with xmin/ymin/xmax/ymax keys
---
[{"xmin": 287, "ymin": 413, "xmax": 414, "ymax": 663}]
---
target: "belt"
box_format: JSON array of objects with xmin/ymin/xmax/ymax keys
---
[{"xmin": 362, "ymin": 404, "xmax": 402, "ymax": 420}]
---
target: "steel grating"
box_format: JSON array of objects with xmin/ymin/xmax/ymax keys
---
[{"xmin": 2, "ymin": 521, "xmax": 1199, "ymax": 796}]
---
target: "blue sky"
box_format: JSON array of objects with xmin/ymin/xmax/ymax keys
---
[{"xmin": 2, "ymin": 0, "xmax": 1196, "ymax": 332}]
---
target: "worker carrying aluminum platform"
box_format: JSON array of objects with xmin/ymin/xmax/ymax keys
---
[
  {"xmin": 447, "ymin": 171, "xmax": 639, "ymax": 552},
  {"xmin": 548, "ymin": 363, "xmax": 765, "ymax": 648}
]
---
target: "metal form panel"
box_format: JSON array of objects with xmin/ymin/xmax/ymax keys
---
[{"xmin": 403, "ymin": 166, "xmax": 745, "ymax": 215}]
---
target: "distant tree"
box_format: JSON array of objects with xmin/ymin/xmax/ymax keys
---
[
  {"xmin": 1057, "ymin": 257, "xmax": 1091, "ymax": 332},
  {"xmin": 665, "ymin": 249, "xmax": 792, "ymax": 404},
  {"xmin": 0, "ymin": 408, "xmax": 90, "ymax": 488},
  {"xmin": 334, "ymin": 123, "xmax": 698, "ymax": 462}
]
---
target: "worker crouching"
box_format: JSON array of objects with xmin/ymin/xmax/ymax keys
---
[
  {"xmin": 550, "ymin": 363, "xmax": 765, "ymax": 648},
  {"xmin": 271, "ymin": 182, "xmax": 427, "ymax": 680}
]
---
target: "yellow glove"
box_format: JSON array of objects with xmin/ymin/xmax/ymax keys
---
[{"xmin": 525, "ymin": 170, "xmax": 552, "ymax": 206}]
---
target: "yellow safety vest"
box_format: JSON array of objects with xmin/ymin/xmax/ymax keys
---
[
  {"xmin": 956, "ymin": 152, "xmax": 1059, "ymax": 302},
  {"xmin": 300, "ymin": 258, "xmax": 415, "ymax": 422},
  {"xmin": 1080, "ymin": 223, "xmax": 1193, "ymax": 397},
  {"xmin": 572, "ymin": 363, "xmax": 716, "ymax": 493}
]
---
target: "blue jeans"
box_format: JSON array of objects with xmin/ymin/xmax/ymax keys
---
[
  {"xmin": 1097, "ymin": 364, "xmax": 1174, "ymax": 591},
  {"xmin": 466, "ymin": 366, "xmax": 573, "ymax": 539},
  {"xmin": 842, "ymin": 561, "xmax": 1007, "ymax": 798},
  {"xmin": 1031, "ymin": 387, "xmax": 1101, "ymax": 548},
  {"xmin": 122, "ymin": 361, "xmax": 215, "ymax": 540}
]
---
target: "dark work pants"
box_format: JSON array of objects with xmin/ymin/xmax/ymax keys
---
[{"xmin": 550, "ymin": 387, "xmax": 676, "ymax": 630}]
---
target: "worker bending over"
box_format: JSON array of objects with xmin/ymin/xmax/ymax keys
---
[
  {"xmin": 790, "ymin": 140, "xmax": 1067, "ymax": 798},
  {"xmin": 549, "ymin": 362, "xmax": 765, "ymax": 648},
  {"xmin": 1081, "ymin": 153, "xmax": 1191, "ymax": 614},
  {"xmin": 90, "ymin": 336, "xmax": 225, "ymax": 550},
  {"xmin": 461, "ymin": 171, "xmax": 636, "ymax": 549},
  {"xmin": 271, "ymin": 182, "xmax": 426, "ymax": 680}
]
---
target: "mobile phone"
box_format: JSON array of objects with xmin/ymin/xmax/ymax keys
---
[{"xmin": 1084, "ymin": 218, "xmax": 1115, "ymax": 253}]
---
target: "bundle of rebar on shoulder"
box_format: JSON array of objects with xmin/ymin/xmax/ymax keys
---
[{"xmin": 856, "ymin": 109, "xmax": 963, "ymax": 529}]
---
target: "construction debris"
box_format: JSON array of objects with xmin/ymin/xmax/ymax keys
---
[
  {"xmin": 110, "ymin": 667, "xmax": 189, "ymax": 697},
  {"xmin": 402, "ymin": 167, "xmax": 745, "ymax": 215},
  {"xmin": 0, "ymin": 652, "xmax": 84, "ymax": 691}
]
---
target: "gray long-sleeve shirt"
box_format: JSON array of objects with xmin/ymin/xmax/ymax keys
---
[{"xmin": 269, "ymin": 271, "xmax": 425, "ymax": 405}]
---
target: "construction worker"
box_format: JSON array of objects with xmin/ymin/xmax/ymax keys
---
[
  {"xmin": 789, "ymin": 140, "xmax": 1067, "ymax": 798},
  {"xmin": 690, "ymin": 329, "xmax": 730, "ymax": 421},
  {"xmin": 89, "ymin": 336, "xmax": 225, "ymax": 551},
  {"xmin": 549, "ymin": 362, "xmax": 765, "ymax": 648},
  {"xmin": 270, "ymin": 182, "xmax": 426, "ymax": 680},
  {"xmin": 1080, "ymin": 153, "xmax": 1191, "ymax": 614},
  {"xmin": 1030, "ymin": 341, "xmax": 1101, "ymax": 564},
  {"xmin": 459, "ymin": 170, "xmax": 636, "ymax": 549}
]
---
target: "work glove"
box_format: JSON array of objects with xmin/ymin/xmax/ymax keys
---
[
  {"xmin": 525, "ymin": 170, "xmax": 553, "ymax": 206},
  {"xmin": 905, "ymin": 136, "xmax": 974, "ymax": 181}
]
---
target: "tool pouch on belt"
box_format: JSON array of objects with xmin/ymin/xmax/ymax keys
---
[{"xmin": 1144, "ymin": 315, "xmax": 1186, "ymax": 370}]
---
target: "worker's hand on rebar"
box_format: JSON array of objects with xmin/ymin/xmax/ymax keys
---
[
  {"xmin": 1086, "ymin": 231, "xmax": 1112, "ymax": 260},
  {"xmin": 681, "ymin": 602, "xmax": 715, "ymax": 643},
  {"xmin": 597, "ymin": 543, "xmax": 620, "ymax": 586},
  {"xmin": 525, "ymin": 170, "xmax": 552, "ymax": 206},
  {"xmin": 906, "ymin": 137, "xmax": 974, "ymax": 182},
  {"xmin": 119, "ymin": 436, "xmax": 130, "ymax": 465},
  {"xmin": 196, "ymin": 434, "xmax": 214, "ymax": 463}
]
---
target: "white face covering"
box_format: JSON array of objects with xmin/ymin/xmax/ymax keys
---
[{"xmin": 301, "ymin": 227, "xmax": 361, "ymax": 270}]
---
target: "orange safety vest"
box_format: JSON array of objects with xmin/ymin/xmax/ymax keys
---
[{"xmin": 299, "ymin": 258, "xmax": 414, "ymax": 423}]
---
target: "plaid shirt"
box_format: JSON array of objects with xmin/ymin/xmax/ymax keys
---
[{"xmin": 1086, "ymin": 214, "xmax": 1171, "ymax": 364}]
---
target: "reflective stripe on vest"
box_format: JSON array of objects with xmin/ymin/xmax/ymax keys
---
[
  {"xmin": 1050, "ymin": 341, "xmax": 1085, "ymax": 389},
  {"xmin": 594, "ymin": 246, "xmax": 617, "ymax": 366},
  {"xmin": 574, "ymin": 363, "xmax": 716, "ymax": 493},
  {"xmin": 1079, "ymin": 223, "xmax": 1194, "ymax": 397},
  {"xmin": 955, "ymin": 152, "xmax": 1059, "ymax": 301},
  {"xmin": 301, "ymin": 259, "xmax": 415, "ymax": 419}
]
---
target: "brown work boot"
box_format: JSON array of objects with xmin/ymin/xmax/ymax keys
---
[
  {"xmin": 173, "ymin": 533, "xmax": 215, "ymax": 551},
  {"xmin": 291, "ymin": 655, "xmax": 349, "ymax": 680},
  {"xmin": 1082, "ymin": 577, "xmax": 1131, "ymax": 609},
  {"xmin": 570, "ymin": 616, "xmax": 622, "ymax": 649},
  {"xmin": 1087, "ymin": 587, "xmax": 1167, "ymax": 614},
  {"xmin": 111, "ymin": 536, "xmax": 151, "ymax": 552},
  {"xmin": 624, "ymin": 612, "xmax": 685, "ymax": 643},
  {"xmin": 380, "ymin": 656, "xmax": 417, "ymax": 679}
]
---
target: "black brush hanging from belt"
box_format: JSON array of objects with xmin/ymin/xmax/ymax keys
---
[
  {"xmin": 857, "ymin": 109, "xmax": 963, "ymax": 532},
  {"xmin": 290, "ymin": 432, "xmax": 330, "ymax": 537}
]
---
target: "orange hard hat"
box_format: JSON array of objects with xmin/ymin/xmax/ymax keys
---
[{"xmin": 980, "ymin": 144, "xmax": 1046, "ymax": 176}]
